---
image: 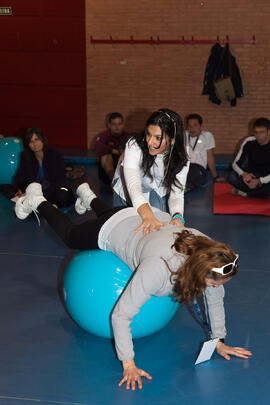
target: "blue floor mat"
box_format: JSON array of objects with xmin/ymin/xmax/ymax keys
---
[{"xmin": 0, "ymin": 165, "xmax": 269, "ymax": 405}]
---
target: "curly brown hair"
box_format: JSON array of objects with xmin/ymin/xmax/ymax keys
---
[{"xmin": 168, "ymin": 230, "xmax": 239, "ymax": 303}]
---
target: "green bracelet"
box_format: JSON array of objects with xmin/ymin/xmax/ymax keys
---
[{"xmin": 171, "ymin": 213, "xmax": 185, "ymax": 225}]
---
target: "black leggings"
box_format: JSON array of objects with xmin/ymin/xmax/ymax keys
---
[{"xmin": 38, "ymin": 198, "xmax": 124, "ymax": 250}]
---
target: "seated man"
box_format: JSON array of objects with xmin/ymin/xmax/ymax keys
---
[
  {"xmin": 228, "ymin": 117, "xmax": 270, "ymax": 198},
  {"xmin": 185, "ymin": 114, "xmax": 222, "ymax": 191},
  {"xmin": 95, "ymin": 112, "xmax": 128, "ymax": 184}
]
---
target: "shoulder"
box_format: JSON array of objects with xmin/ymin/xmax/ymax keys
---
[
  {"xmin": 201, "ymin": 130, "xmax": 215, "ymax": 141},
  {"xmin": 241, "ymin": 136, "xmax": 256, "ymax": 147},
  {"xmin": 19, "ymin": 149, "xmax": 30, "ymax": 160},
  {"xmin": 46, "ymin": 147, "xmax": 62, "ymax": 159},
  {"xmin": 19, "ymin": 149, "xmax": 35, "ymax": 163},
  {"xmin": 125, "ymin": 137, "xmax": 142, "ymax": 153},
  {"xmin": 96, "ymin": 130, "xmax": 111, "ymax": 140}
]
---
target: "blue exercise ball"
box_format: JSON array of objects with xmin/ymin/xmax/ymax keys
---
[
  {"xmin": 63, "ymin": 250, "xmax": 179, "ymax": 339},
  {"xmin": 0, "ymin": 137, "xmax": 23, "ymax": 184}
]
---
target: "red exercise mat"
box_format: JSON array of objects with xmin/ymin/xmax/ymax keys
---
[{"xmin": 213, "ymin": 183, "xmax": 270, "ymax": 216}]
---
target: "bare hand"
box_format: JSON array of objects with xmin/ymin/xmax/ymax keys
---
[
  {"xmin": 247, "ymin": 178, "xmax": 260, "ymax": 189},
  {"xmin": 136, "ymin": 203, "xmax": 167, "ymax": 235},
  {"xmin": 169, "ymin": 217, "xmax": 185, "ymax": 228},
  {"xmin": 216, "ymin": 341, "xmax": 252, "ymax": 360},
  {"xmin": 119, "ymin": 362, "xmax": 152, "ymax": 390},
  {"xmin": 242, "ymin": 172, "xmax": 255, "ymax": 186},
  {"xmin": 135, "ymin": 217, "xmax": 167, "ymax": 235}
]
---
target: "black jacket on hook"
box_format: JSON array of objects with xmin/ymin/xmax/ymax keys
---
[{"xmin": 202, "ymin": 43, "xmax": 243, "ymax": 106}]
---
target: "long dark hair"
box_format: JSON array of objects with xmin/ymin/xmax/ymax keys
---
[
  {"xmin": 21, "ymin": 128, "xmax": 48, "ymax": 161},
  {"xmin": 168, "ymin": 230, "xmax": 239, "ymax": 303},
  {"xmin": 130, "ymin": 108, "xmax": 188, "ymax": 193},
  {"xmin": 23, "ymin": 127, "xmax": 48, "ymax": 150}
]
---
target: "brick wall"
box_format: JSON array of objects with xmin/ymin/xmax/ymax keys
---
[{"xmin": 86, "ymin": 0, "xmax": 270, "ymax": 153}]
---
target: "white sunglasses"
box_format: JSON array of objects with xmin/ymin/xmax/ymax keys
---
[{"xmin": 211, "ymin": 254, "xmax": 239, "ymax": 275}]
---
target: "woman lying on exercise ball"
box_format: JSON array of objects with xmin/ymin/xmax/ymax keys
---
[{"xmin": 15, "ymin": 182, "xmax": 252, "ymax": 390}]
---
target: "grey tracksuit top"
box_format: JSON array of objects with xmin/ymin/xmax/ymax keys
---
[{"xmin": 98, "ymin": 207, "xmax": 226, "ymax": 361}]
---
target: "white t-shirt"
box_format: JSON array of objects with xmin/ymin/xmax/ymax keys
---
[{"xmin": 186, "ymin": 130, "xmax": 215, "ymax": 169}]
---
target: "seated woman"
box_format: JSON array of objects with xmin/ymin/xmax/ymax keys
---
[
  {"xmin": 112, "ymin": 108, "xmax": 190, "ymax": 233},
  {"xmin": 15, "ymin": 182, "xmax": 252, "ymax": 390},
  {"xmin": 13, "ymin": 128, "xmax": 75, "ymax": 208}
]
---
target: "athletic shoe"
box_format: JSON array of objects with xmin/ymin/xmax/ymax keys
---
[
  {"xmin": 231, "ymin": 187, "xmax": 247, "ymax": 197},
  {"xmin": 75, "ymin": 182, "xmax": 96, "ymax": 215},
  {"xmin": 15, "ymin": 183, "xmax": 46, "ymax": 220}
]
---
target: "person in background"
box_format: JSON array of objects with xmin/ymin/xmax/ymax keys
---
[
  {"xmin": 185, "ymin": 114, "xmax": 224, "ymax": 191},
  {"xmin": 95, "ymin": 112, "xmax": 128, "ymax": 183},
  {"xmin": 228, "ymin": 117, "xmax": 270, "ymax": 198},
  {"xmin": 13, "ymin": 128, "xmax": 74, "ymax": 208}
]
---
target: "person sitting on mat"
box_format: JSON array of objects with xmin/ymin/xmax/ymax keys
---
[
  {"xmin": 113, "ymin": 108, "xmax": 190, "ymax": 233},
  {"xmin": 228, "ymin": 117, "xmax": 270, "ymax": 198},
  {"xmin": 14, "ymin": 181, "xmax": 252, "ymax": 390},
  {"xmin": 95, "ymin": 112, "xmax": 128, "ymax": 184},
  {"xmin": 12, "ymin": 128, "xmax": 75, "ymax": 208},
  {"xmin": 185, "ymin": 113, "xmax": 224, "ymax": 191}
]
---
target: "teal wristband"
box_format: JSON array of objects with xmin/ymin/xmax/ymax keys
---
[{"xmin": 171, "ymin": 213, "xmax": 185, "ymax": 225}]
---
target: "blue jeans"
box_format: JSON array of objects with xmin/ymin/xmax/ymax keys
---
[
  {"xmin": 227, "ymin": 170, "xmax": 270, "ymax": 198},
  {"xmin": 113, "ymin": 190, "xmax": 169, "ymax": 212}
]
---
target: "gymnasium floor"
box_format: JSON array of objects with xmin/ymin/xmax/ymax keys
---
[{"xmin": 0, "ymin": 165, "xmax": 269, "ymax": 405}]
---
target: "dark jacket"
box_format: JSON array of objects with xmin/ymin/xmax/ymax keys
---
[
  {"xmin": 13, "ymin": 147, "xmax": 67, "ymax": 199},
  {"xmin": 202, "ymin": 43, "xmax": 243, "ymax": 106},
  {"xmin": 95, "ymin": 130, "xmax": 128, "ymax": 156}
]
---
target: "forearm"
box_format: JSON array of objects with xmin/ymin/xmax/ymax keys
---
[
  {"xmin": 168, "ymin": 163, "xmax": 189, "ymax": 216},
  {"xmin": 168, "ymin": 197, "xmax": 184, "ymax": 217},
  {"xmin": 232, "ymin": 160, "xmax": 244, "ymax": 176},
  {"xmin": 207, "ymin": 151, "xmax": 218, "ymax": 178},
  {"xmin": 124, "ymin": 167, "xmax": 148, "ymax": 210},
  {"xmin": 111, "ymin": 308, "xmax": 135, "ymax": 362},
  {"xmin": 260, "ymin": 174, "xmax": 270, "ymax": 184},
  {"xmin": 204, "ymin": 287, "xmax": 226, "ymax": 339}
]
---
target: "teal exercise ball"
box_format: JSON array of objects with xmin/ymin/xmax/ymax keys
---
[
  {"xmin": 63, "ymin": 250, "xmax": 179, "ymax": 339},
  {"xmin": 0, "ymin": 137, "xmax": 23, "ymax": 184}
]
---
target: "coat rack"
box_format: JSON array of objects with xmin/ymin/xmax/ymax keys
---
[{"xmin": 90, "ymin": 35, "xmax": 257, "ymax": 45}]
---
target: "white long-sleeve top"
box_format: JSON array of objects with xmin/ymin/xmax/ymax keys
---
[
  {"xmin": 113, "ymin": 139, "xmax": 190, "ymax": 216},
  {"xmin": 98, "ymin": 208, "xmax": 226, "ymax": 361}
]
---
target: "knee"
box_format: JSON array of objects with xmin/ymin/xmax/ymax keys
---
[{"xmin": 227, "ymin": 170, "xmax": 239, "ymax": 185}]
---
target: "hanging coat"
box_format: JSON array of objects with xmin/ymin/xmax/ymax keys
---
[{"xmin": 202, "ymin": 43, "xmax": 243, "ymax": 106}]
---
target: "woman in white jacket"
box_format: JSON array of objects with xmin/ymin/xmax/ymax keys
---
[{"xmin": 113, "ymin": 108, "xmax": 190, "ymax": 234}]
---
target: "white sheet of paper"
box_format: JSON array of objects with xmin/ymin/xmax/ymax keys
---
[{"xmin": 195, "ymin": 338, "xmax": 219, "ymax": 365}]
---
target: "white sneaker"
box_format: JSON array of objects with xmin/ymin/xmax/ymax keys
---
[
  {"xmin": 15, "ymin": 183, "xmax": 46, "ymax": 219},
  {"xmin": 75, "ymin": 182, "xmax": 96, "ymax": 215},
  {"xmin": 231, "ymin": 187, "xmax": 247, "ymax": 197}
]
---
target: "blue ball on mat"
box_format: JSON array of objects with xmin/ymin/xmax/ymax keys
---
[
  {"xmin": 63, "ymin": 250, "xmax": 179, "ymax": 339},
  {"xmin": 0, "ymin": 137, "xmax": 23, "ymax": 184}
]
